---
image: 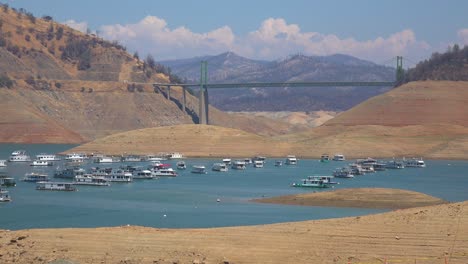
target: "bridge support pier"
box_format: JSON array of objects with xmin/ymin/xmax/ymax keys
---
[
  {"xmin": 166, "ymin": 85, "xmax": 171, "ymax": 100},
  {"xmin": 182, "ymin": 86, "xmax": 186, "ymax": 113},
  {"xmin": 198, "ymin": 61, "xmax": 208, "ymax": 124}
]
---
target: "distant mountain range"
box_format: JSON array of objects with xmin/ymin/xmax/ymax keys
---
[{"xmin": 161, "ymin": 52, "xmax": 396, "ymax": 111}]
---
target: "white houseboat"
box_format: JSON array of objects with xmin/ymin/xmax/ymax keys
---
[
  {"xmin": 332, "ymin": 168, "xmax": 355, "ymax": 178},
  {"xmin": 191, "ymin": 165, "xmax": 207, "ymax": 174},
  {"xmin": 36, "ymin": 153, "xmax": 61, "ymax": 161},
  {"xmin": 332, "ymin": 154, "xmax": 346, "ymax": 161},
  {"xmin": 152, "ymin": 168, "xmax": 178, "ymax": 177},
  {"xmin": 253, "ymin": 160, "xmax": 264, "ymax": 168},
  {"xmin": 404, "ymin": 158, "xmax": 426, "ymax": 168},
  {"xmin": 74, "ymin": 175, "xmax": 110, "ymax": 186},
  {"xmin": 385, "ymin": 160, "xmax": 405, "ymax": 169},
  {"xmin": 23, "ymin": 173, "xmax": 50, "ymax": 182},
  {"xmin": 292, "ymin": 178, "xmax": 330, "ymax": 188},
  {"xmin": 8, "ymin": 150, "xmax": 31, "ymax": 162},
  {"xmin": 30, "ymin": 160, "xmax": 53, "ymax": 166},
  {"xmin": 95, "ymin": 156, "xmax": 115, "ymax": 163},
  {"xmin": 102, "ymin": 170, "xmax": 133, "ymax": 182},
  {"xmin": 176, "ymin": 161, "xmax": 187, "ymax": 170},
  {"xmin": 231, "ymin": 160, "xmax": 246, "ymax": 170},
  {"xmin": 0, "ymin": 160, "xmax": 7, "ymax": 167},
  {"xmin": 0, "ymin": 189, "xmax": 12, "ymax": 202},
  {"xmin": 0, "ymin": 175, "xmax": 16, "ymax": 187},
  {"xmin": 320, "ymin": 154, "xmax": 330, "ymax": 162},
  {"xmin": 36, "ymin": 181, "xmax": 76, "ymax": 191},
  {"xmin": 212, "ymin": 163, "xmax": 228, "ymax": 172},
  {"xmin": 132, "ymin": 169, "xmax": 154, "ymax": 179},
  {"xmin": 222, "ymin": 158, "xmax": 232, "ymax": 165},
  {"xmin": 285, "ymin": 155, "xmax": 297, "ymax": 165},
  {"xmin": 54, "ymin": 167, "xmax": 86, "ymax": 179},
  {"xmin": 307, "ymin": 175, "xmax": 338, "ymax": 185},
  {"xmin": 166, "ymin": 152, "xmax": 183, "ymax": 159},
  {"xmin": 65, "ymin": 153, "xmax": 87, "ymax": 161}
]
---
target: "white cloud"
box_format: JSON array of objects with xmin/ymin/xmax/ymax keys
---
[
  {"xmin": 99, "ymin": 16, "xmax": 432, "ymax": 63},
  {"xmin": 457, "ymin": 29, "xmax": 468, "ymax": 45},
  {"xmin": 63, "ymin": 19, "xmax": 88, "ymax": 33}
]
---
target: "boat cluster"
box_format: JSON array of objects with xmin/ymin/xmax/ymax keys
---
[{"xmin": 291, "ymin": 154, "xmax": 426, "ymax": 189}]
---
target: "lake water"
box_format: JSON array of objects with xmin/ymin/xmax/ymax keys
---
[{"xmin": 1, "ymin": 144, "xmax": 467, "ymax": 230}]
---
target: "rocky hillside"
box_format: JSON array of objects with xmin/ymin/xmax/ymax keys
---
[
  {"xmin": 161, "ymin": 52, "xmax": 396, "ymax": 111},
  {"xmin": 0, "ymin": 5, "xmax": 301, "ymax": 143}
]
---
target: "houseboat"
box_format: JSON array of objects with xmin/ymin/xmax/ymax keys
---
[
  {"xmin": 244, "ymin": 158, "xmax": 253, "ymax": 164},
  {"xmin": 65, "ymin": 153, "xmax": 87, "ymax": 161},
  {"xmin": 253, "ymin": 156, "xmax": 267, "ymax": 163},
  {"xmin": 333, "ymin": 154, "xmax": 346, "ymax": 161},
  {"xmin": 332, "ymin": 168, "xmax": 355, "ymax": 178},
  {"xmin": 152, "ymin": 168, "xmax": 178, "ymax": 177},
  {"xmin": 54, "ymin": 167, "xmax": 86, "ymax": 179},
  {"xmin": 30, "ymin": 160, "xmax": 53, "ymax": 166},
  {"xmin": 253, "ymin": 160, "xmax": 264, "ymax": 168},
  {"xmin": 0, "ymin": 189, "xmax": 12, "ymax": 202},
  {"xmin": 349, "ymin": 163, "xmax": 365, "ymax": 175},
  {"xmin": 74, "ymin": 175, "xmax": 110, "ymax": 186},
  {"xmin": 102, "ymin": 170, "xmax": 133, "ymax": 182},
  {"xmin": 0, "ymin": 160, "xmax": 6, "ymax": 167},
  {"xmin": 373, "ymin": 163, "xmax": 387, "ymax": 171},
  {"xmin": 166, "ymin": 152, "xmax": 183, "ymax": 159},
  {"xmin": 307, "ymin": 175, "xmax": 338, "ymax": 185},
  {"xmin": 274, "ymin": 160, "xmax": 283, "ymax": 167},
  {"xmin": 212, "ymin": 163, "xmax": 228, "ymax": 172},
  {"xmin": 404, "ymin": 158, "xmax": 426, "ymax": 168},
  {"xmin": 36, "ymin": 181, "xmax": 76, "ymax": 191},
  {"xmin": 132, "ymin": 169, "xmax": 154, "ymax": 179},
  {"xmin": 292, "ymin": 178, "xmax": 330, "ymax": 188},
  {"xmin": 0, "ymin": 175, "xmax": 16, "ymax": 187},
  {"xmin": 23, "ymin": 173, "xmax": 50, "ymax": 182},
  {"xmin": 176, "ymin": 161, "xmax": 187, "ymax": 170},
  {"xmin": 385, "ymin": 160, "xmax": 405, "ymax": 169},
  {"xmin": 285, "ymin": 155, "xmax": 297, "ymax": 165},
  {"xmin": 8, "ymin": 150, "xmax": 31, "ymax": 162},
  {"xmin": 95, "ymin": 156, "xmax": 115, "ymax": 163},
  {"xmin": 191, "ymin": 165, "xmax": 207, "ymax": 174},
  {"xmin": 231, "ymin": 160, "xmax": 246, "ymax": 170},
  {"xmin": 36, "ymin": 153, "xmax": 61, "ymax": 161},
  {"xmin": 356, "ymin": 157, "xmax": 378, "ymax": 166},
  {"xmin": 145, "ymin": 154, "xmax": 164, "ymax": 161},
  {"xmin": 320, "ymin": 154, "xmax": 330, "ymax": 162},
  {"xmin": 122, "ymin": 155, "xmax": 143, "ymax": 162},
  {"xmin": 222, "ymin": 158, "xmax": 232, "ymax": 165}
]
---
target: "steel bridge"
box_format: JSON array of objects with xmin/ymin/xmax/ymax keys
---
[{"xmin": 152, "ymin": 56, "xmax": 403, "ymax": 124}]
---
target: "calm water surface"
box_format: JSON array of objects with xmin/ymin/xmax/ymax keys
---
[{"xmin": 1, "ymin": 144, "xmax": 467, "ymax": 230}]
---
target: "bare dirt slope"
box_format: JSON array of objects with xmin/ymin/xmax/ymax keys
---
[
  {"xmin": 253, "ymin": 188, "xmax": 448, "ymax": 209},
  {"xmin": 1, "ymin": 201, "xmax": 466, "ymax": 264}
]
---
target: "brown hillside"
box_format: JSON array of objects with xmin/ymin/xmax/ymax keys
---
[
  {"xmin": 0, "ymin": 7, "xmax": 299, "ymax": 143},
  {"xmin": 325, "ymin": 81, "xmax": 468, "ymax": 126},
  {"xmin": 68, "ymin": 124, "xmax": 294, "ymax": 157}
]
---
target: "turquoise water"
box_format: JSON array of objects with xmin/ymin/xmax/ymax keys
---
[{"xmin": 1, "ymin": 144, "xmax": 467, "ymax": 230}]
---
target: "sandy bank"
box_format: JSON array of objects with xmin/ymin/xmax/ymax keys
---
[
  {"xmin": 252, "ymin": 188, "xmax": 448, "ymax": 209},
  {"xmin": 0, "ymin": 201, "xmax": 466, "ymax": 264}
]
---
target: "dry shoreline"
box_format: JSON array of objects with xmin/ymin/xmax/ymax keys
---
[
  {"xmin": 0, "ymin": 201, "xmax": 466, "ymax": 264},
  {"xmin": 252, "ymin": 188, "xmax": 448, "ymax": 209}
]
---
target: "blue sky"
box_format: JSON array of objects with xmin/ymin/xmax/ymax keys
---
[{"xmin": 3, "ymin": 0, "xmax": 468, "ymax": 63}]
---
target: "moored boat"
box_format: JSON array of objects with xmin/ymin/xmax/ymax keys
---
[
  {"xmin": 102, "ymin": 170, "xmax": 133, "ymax": 182},
  {"xmin": 152, "ymin": 168, "xmax": 178, "ymax": 177},
  {"xmin": 176, "ymin": 161, "xmax": 187, "ymax": 170},
  {"xmin": 36, "ymin": 153, "xmax": 61, "ymax": 161},
  {"xmin": 222, "ymin": 158, "xmax": 232, "ymax": 165},
  {"xmin": 74, "ymin": 175, "xmax": 110, "ymax": 186},
  {"xmin": 307, "ymin": 175, "xmax": 338, "ymax": 185},
  {"xmin": 292, "ymin": 178, "xmax": 330, "ymax": 188},
  {"xmin": 231, "ymin": 160, "xmax": 246, "ymax": 170},
  {"xmin": 275, "ymin": 160, "xmax": 283, "ymax": 167},
  {"xmin": 30, "ymin": 160, "xmax": 53, "ymax": 166},
  {"xmin": 385, "ymin": 160, "xmax": 405, "ymax": 169},
  {"xmin": 23, "ymin": 173, "xmax": 49, "ymax": 182},
  {"xmin": 320, "ymin": 154, "xmax": 330, "ymax": 163},
  {"xmin": 332, "ymin": 168, "xmax": 355, "ymax": 178},
  {"xmin": 333, "ymin": 154, "xmax": 346, "ymax": 161},
  {"xmin": 132, "ymin": 169, "xmax": 154, "ymax": 179},
  {"xmin": 8, "ymin": 150, "xmax": 31, "ymax": 162},
  {"xmin": 166, "ymin": 152, "xmax": 183, "ymax": 159},
  {"xmin": 0, "ymin": 188, "xmax": 12, "ymax": 202},
  {"xmin": 0, "ymin": 160, "xmax": 7, "ymax": 167},
  {"xmin": 36, "ymin": 181, "xmax": 76, "ymax": 191},
  {"xmin": 0, "ymin": 175, "xmax": 16, "ymax": 187},
  {"xmin": 253, "ymin": 160, "xmax": 264, "ymax": 168},
  {"xmin": 54, "ymin": 167, "xmax": 86, "ymax": 179},
  {"xmin": 191, "ymin": 165, "xmax": 207, "ymax": 174},
  {"xmin": 285, "ymin": 155, "xmax": 297, "ymax": 165},
  {"xmin": 212, "ymin": 163, "xmax": 228, "ymax": 172},
  {"xmin": 404, "ymin": 158, "xmax": 426, "ymax": 168}
]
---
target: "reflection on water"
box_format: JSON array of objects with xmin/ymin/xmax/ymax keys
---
[{"xmin": 1, "ymin": 144, "xmax": 467, "ymax": 230}]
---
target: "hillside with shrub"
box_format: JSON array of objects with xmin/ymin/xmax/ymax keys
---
[{"xmin": 403, "ymin": 44, "xmax": 468, "ymax": 83}]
